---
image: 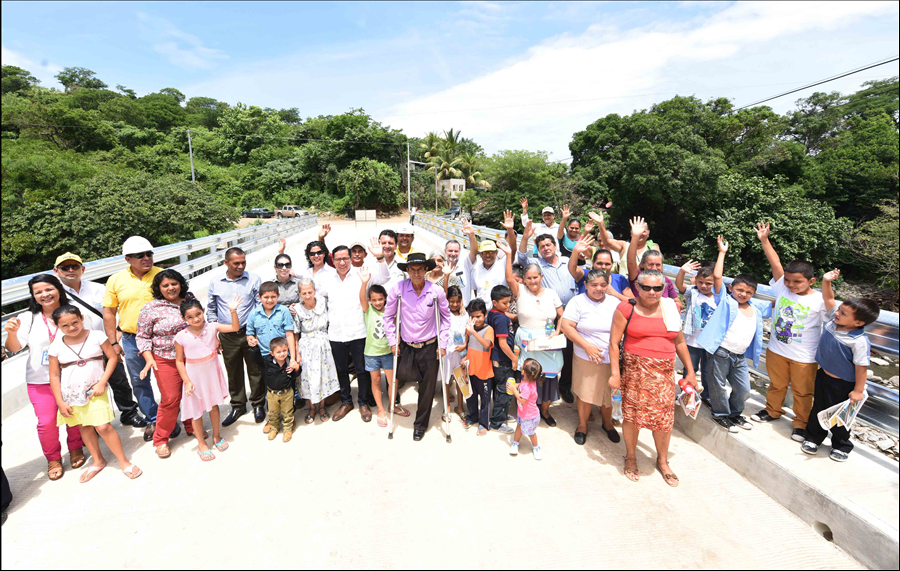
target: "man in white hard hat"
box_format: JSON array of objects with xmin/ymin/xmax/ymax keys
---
[
  {"xmin": 103, "ymin": 236, "xmax": 164, "ymax": 442},
  {"xmin": 395, "ymin": 224, "xmax": 422, "ymax": 263}
]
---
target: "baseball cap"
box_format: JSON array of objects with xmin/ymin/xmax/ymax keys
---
[
  {"xmin": 122, "ymin": 236, "xmax": 154, "ymax": 256},
  {"xmin": 349, "ymin": 241, "xmax": 367, "ymax": 251},
  {"xmin": 397, "ymin": 224, "xmax": 416, "ymax": 235},
  {"xmin": 478, "ymin": 240, "xmax": 498, "ymax": 253},
  {"xmin": 54, "ymin": 252, "xmax": 83, "ymax": 267},
  {"xmin": 541, "ymin": 206, "xmax": 555, "ymax": 214}
]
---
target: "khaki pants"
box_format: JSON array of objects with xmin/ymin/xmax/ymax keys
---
[
  {"xmin": 266, "ymin": 389, "xmax": 294, "ymax": 433},
  {"xmin": 764, "ymin": 349, "xmax": 818, "ymax": 429}
]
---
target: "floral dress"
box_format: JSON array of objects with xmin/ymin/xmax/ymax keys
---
[{"xmin": 292, "ymin": 296, "xmax": 340, "ymax": 402}]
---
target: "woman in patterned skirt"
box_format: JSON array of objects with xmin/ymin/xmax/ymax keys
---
[{"xmin": 609, "ymin": 270, "xmax": 697, "ymax": 487}]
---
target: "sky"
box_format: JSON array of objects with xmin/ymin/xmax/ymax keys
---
[{"xmin": 2, "ymin": 1, "xmax": 898, "ymax": 159}]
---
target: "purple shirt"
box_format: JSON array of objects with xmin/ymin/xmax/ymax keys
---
[
  {"xmin": 384, "ymin": 280, "xmax": 451, "ymax": 349},
  {"xmin": 629, "ymin": 276, "xmax": 679, "ymax": 301}
]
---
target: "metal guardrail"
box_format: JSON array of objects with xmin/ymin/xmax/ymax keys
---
[{"xmin": 416, "ymin": 212, "xmax": 536, "ymax": 255}]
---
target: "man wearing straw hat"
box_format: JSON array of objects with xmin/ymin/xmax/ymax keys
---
[{"xmin": 383, "ymin": 253, "xmax": 451, "ymax": 441}]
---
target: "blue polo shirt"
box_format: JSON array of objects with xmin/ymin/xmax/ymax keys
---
[
  {"xmin": 815, "ymin": 307, "xmax": 870, "ymax": 383},
  {"xmin": 246, "ymin": 304, "xmax": 294, "ymax": 356},
  {"xmin": 576, "ymin": 272, "xmax": 630, "ymax": 295},
  {"xmin": 487, "ymin": 309, "xmax": 513, "ymax": 365}
]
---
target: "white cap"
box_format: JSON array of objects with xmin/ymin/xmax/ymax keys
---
[
  {"xmin": 541, "ymin": 206, "xmax": 554, "ymax": 214},
  {"xmin": 397, "ymin": 224, "xmax": 416, "ymax": 235},
  {"xmin": 122, "ymin": 236, "xmax": 154, "ymax": 256}
]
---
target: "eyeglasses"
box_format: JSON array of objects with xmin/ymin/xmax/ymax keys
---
[
  {"xmin": 275, "ymin": 262, "xmax": 292, "ymax": 269},
  {"xmin": 333, "ymin": 257, "xmax": 350, "ymax": 263},
  {"xmin": 638, "ymin": 284, "xmax": 665, "ymax": 292},
  {"xmin": 128, "ymin": 251, "xmax": 154, "ymax": 260},
  {"xmin": 57, "ymin": 265, "xmax": 81, "ymax": 272},
  {"xmin": 308, "ymin": 250, "xmax": 324, "ymax": 257}
]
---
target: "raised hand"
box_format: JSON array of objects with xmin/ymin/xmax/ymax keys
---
[
  {"xmin": 583, "ymin": 220, "xmax": 595, "ymax": 235},
  {"xmin": 522, "ymin": 219, "xmax": 534, "ymax": 237},
  {"xmin": 3, "ymin": 317, "xmax": 21, "ymax": 334},
  {"xmin": 519, "ymin": 197, "xmax": 528, "ymax": 213},
  {"xmin": 496, "ymin": 241, "xmax": 512, "ymax": 256},
  {"xmin": 588, "ymin": 211, "xmax": 604, "ymax": 225},
  {"xmin": 277, "ymin": 237, "xmax": 287, "ymax": 254},
  {"xmin": 462, "ymin": 220, "xmax": 476, "ymax": 236},
  {"xmin": 359, "ymin": 266, "xmax": 371, "ymax": 283},
  {"xmin": 560, "ymin": 204, "xmax": 572, "ymax": 219},
  {"xmin": 755, "ymin": 221, "xmax": 770, "ymax": 242},
  {"xmin": 717, "ymin": 236, "xmax": 729, "ymax": 254},
  {"xmin": 822, "ymin": 268, "xmax": 840, "ymax": 282},
  {"xmin": 369, "ymin": 236, "xmax": 382, "ymax": 257},
  {"xmin": 500, "ymin": 210, "xmax": 515, "ymax": 230},
  {"xmin": 681, "ymin": 260, "xmax": 702, "ymax": 274},
  {"xmin": 442, "ymin": 261, "xmax": 452, "ymax": 275},
  {"xmin": 629, "ymin": 216, "xmax": 646, "ymax": 238},
  {"xmin": 465, "ymin": 317, "xmax": 476, "ymax": 334},
  {"xmin": 318, "ymin": 223, "xmax": 332, "ymax": 240},
  {"xmin": 227, "ymin": 295, "xmax": 242, "ymax": 311}
]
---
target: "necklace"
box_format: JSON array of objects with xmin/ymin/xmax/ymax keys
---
[{"xmin": 65, "ymin": 334, "xmax": 91, "ymax": 367}]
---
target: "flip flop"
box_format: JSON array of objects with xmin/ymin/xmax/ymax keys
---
[
  {"xmin": 377, "ymin": 414, "xmax": 388, "ymax": 428},
  {"xmin": 80, "ymin": 463, "xmax": 106, "ymax": 484},
  {"xmin": 624, "ymin": 457, "xmax": 639, "ymax": 483},
  {"xmin": 213, "ymin": 438, "xmax": 229, "ymax": 452},
  {"xmin": 156, "ymin": 444, "xmax": 171, "ymax": 459},
  {"xmin": 198, "ymin": 450, "xmax": 216, "ymax": 462},
  {"xmin": 392, "ymin": 405, "xmax": 411, "ymax": 418},
  {"xmin": 122, "ymin": 464, "xmax": 143, "ymax": 479},
  {"xmin": 657, "ymin": 462, "xmax": 679, "ymax": 487}
]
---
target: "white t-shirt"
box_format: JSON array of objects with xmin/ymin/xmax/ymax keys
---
[
  {"xmin": 516, "ymin": 287, "xmax": 562, "ymax": 330},
  {"xmin": 720, "ymin": 308, "xmax": 756, "ymax": 355},
  {"xmin": 768, "ymin": 276, "xmax": 827, "ymax": 364},
  {"xmin": 561, "ymin": 293, "xmax": 619, "ymax": 363},
  {"xmin": 14, "ymin": 312, "xmax": 59, "ymax": 385},
  {"xmin": 446, "ymin": 261, "xmax": 472, "ymax": 306},
  {"xmin": 685, "ymin": 288, "xmax": 718, "ymax": 348},
  {"xmin": 464, "ymin": 253, "xmax": 508, "ymax": 311},
  {"xmin": 62, "ymin": 280, "xmax": 107, "ymax": 332},
  {"xmin": 47, "ymin": 330, "xmax": 107, "ymax": 407}
]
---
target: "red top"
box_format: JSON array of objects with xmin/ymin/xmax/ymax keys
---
[{"xmin": 617, "ymin": 301, "xmax": 677, "ymax": 359}]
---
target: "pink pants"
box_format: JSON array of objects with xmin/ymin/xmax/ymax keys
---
[{"xmin": 27, "ymin": 383, "xmax": 83, "ymax": 462}]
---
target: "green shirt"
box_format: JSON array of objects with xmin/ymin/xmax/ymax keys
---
[{"xmin": 364, "ymin": 306, "xmax": 390, "ymax": 356}]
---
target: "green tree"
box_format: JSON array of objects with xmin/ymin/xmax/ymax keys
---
[
  {"xmin": 55, "ymin": 66, "xmax": 107, "ymax": 92},
  {"xmin": 851, "ymin": 200, "xmax": 899, "ymax": 297},
  {"xmin": 115, "ymin": 84, "xmax": 137, "ymax": 99},
  {"xmin": 138, "ymin": 91, "xmax": 187, "ymax": 131},
  {"xmin": 844, "ymin": 77, "xmax": 899, "ymax": 128},
  {"xmin": 2, "ymin": 66, "xmax": 40, "ymax": 95},
  {"xmin": 100, "ymin": 96, "xmax": 146, "ymax": 127},
  {"xmin": 65, "ymin": 88, "xmax": 120, "ymax": 111},
  {"xmin": 785, "ymin": 91, "xmax": 846, "ymax": 154},
  {"xmin": 214, "ymin": 103, "xmax": 285, "ymax": 163},
  {"xmin": 335, "ymin": 158, "xmax": 402, "ymax": 212},
  {"xmin": 480, "ymin": 150, "xmax": 566, "ymax": 227},
  {"xmin": 158, "ymin": 87, "xmax": 186, "ymax": 104}
]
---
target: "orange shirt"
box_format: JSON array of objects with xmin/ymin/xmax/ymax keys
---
[{"xmin": 466, "ymin": 325, "xmax": 494, "ymax": 379}]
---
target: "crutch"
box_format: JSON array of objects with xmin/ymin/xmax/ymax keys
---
[
  {"xmin": 388, "ymin": 295, "xmax": 402, "ymax": 439},
  {"xmin": 436, "ymin": 300, "xmax": 452, "ymax": 443}
]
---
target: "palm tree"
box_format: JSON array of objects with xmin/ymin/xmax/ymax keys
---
[{"xmin": 458, "ymin": 152, "xmax": 491, "ymax": 190}]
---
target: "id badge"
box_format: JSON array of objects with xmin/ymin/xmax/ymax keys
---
[{"xmin": 41, "ymin": 350, "xmax": 50, "ymax": 366}]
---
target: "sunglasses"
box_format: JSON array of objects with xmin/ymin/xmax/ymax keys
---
[
  {"xmin": 57, "ymin": 264, "xmax": 81, "ymax": 272},
  {"xmin": 275, "ymin": 262, "xmax": 292, "ymax": 269},
  {"xmin": 308, "ymin": 250, "xmax": 324, "ymax": 257},
  {"xmin": 128, "ymin": 251, "xmax": 154, "ymax": 260},
  {"xmin": 639, "ymin": 284, "xmax": 665, "ymax": 292}
]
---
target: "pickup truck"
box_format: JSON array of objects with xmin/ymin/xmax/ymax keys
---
[
  {"xmin": 274, "ymin": 205, "xmax": 309, "ymax": 218},
  {"xmin": 241, "ymin": 208, "xmax": 275, "ymax": 219}
]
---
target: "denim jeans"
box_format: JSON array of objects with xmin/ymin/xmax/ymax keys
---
[
  {"xmin": 121, "ymin": 332, "xmax": 159, "ymax": 421},
  {"xmin": 686, "ymin": 345, "xmax": 709, "ymax": 400},
  {"xmin": 706, "ymin": 347, "xmax": 750, "ymax": 419},
  {"xmin": 490, "ymin": 364, "xmax": 515, "ymax": 429}
]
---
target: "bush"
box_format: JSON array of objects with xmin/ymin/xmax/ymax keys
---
[{"xmin": 851, "ymin": 200, "xmax": 899, "ymax": 293}]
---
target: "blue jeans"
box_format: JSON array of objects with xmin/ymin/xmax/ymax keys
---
[
  {"xmin": 490, "ymin": 364, "xmax": 515, "ymax": 429},
  {"xmin": 686, "ymin": 345, "xmax": 709, "ymax": 400},
  {"xmin": 706, "ymin": 347, "xmax": 750, "ymax": 419},
  {"xmin": 121, "ymin": 332, "xmax": 159, "ymax": 421}
]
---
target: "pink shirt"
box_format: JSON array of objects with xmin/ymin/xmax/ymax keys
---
[
  {"xmin": 517, "ymin": 380, "xmax": 539, "ymax": 420},
  {"xmin": 383, "ymin": 280, "xmax": 451, "ymax": 349}
]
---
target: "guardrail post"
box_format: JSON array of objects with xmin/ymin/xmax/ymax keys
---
[{"xmin": 179, "ymin": 253, "xmax": 188, "ymax": 264}]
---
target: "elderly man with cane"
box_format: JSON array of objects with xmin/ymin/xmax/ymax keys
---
[{"xmin": 384, "ymin": 253, "xmax": 452, "ymax": 441}]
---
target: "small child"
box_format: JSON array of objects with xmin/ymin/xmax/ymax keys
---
[
  {"xmin": 462, "ymin": 298, "xmax": 494, "ymax": 436},
  {"xmin": 175, "ymin": 295, "xmax": 241, "ymax": 461},
  {"xmin": 676, "ymin": 257, "xmax": 719, "ymax": 398},
  {"xmin": 360, "ymin": 268, "xmax": 409, "ymax": 427},
  {"xmin": 254, "ymin": 337, "xmax": 301, "ymax": 442},
  {"xmin": 508, "ymin": 358, "xmax": 543, "ymax": 460},
  {"xmin": 697, "ymin": 238, "xmax": 773, "ymax": 432},
  {"xmin": 292, "ymin": 278, "xmax": 340, "ymax": 423},
  {"xmin": 48, "ymin": 306, "xmax": 142, "ymax": 482},
  {"xmin": 445, "ymin": 286, "xmax": 469, "ymax": 418},
  {"xmin": 751, "ymin": 222, "xmax": 828, "ymax": 443},
  {"xmin": 488, "ymin": 285, "xmax": 517, "ymax": 434},
  {"xmin": 802, "ymin": 270, "xmax": 879, "ymax": 462}
]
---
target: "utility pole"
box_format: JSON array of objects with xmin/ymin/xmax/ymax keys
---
[
  {"xmin": 406, "ymin": 141, "xmax": 411, "ymax": 212},
  {"xmin": 187, "ymin": 129, "xmax": 196, "ymax": 183}
]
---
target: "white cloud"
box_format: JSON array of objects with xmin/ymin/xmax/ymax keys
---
[
  {"xmin": 0, "ymin": 45, "xmax": 64, "ymax": 89},
  {"xmin": 137, "ymin": 12, "xmax": 227, "ymax": 71}
]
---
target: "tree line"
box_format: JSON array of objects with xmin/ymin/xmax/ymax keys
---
[{"xmin": 1, "ymin": 65, "xmax": 897, "ymax": 304}]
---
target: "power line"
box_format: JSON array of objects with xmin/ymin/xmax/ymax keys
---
[{"xmin": 733, "ymin": 55, "xmax": 898, "ymax": 111}]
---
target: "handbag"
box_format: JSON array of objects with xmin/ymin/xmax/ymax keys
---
[{"xmin": 618, "ymin": 299, "xmax": 637, "ymax": 371}]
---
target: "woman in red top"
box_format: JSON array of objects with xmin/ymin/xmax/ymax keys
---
[{"xmin": 609, "ymin": 270, "xmax": 697, "ymax": 486}]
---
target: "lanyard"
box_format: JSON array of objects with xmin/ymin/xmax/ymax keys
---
[{"xmin": 40, "ymin": 313, "xmax": 58, "ymax": 343}]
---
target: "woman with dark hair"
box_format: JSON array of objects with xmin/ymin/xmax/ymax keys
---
[
  {"xmin": 273, "ymin": 253, "xmax": 300, "ymax": 306},
  {"xmin": 299, "ymin": 240, "xmax": 336, "ymax": 293},
  {"xmin": 3, "ymin": 275, "xmax": 85, "ymax": 481},
  {"xmin": 136, "ymin": 269, "xmax": 198, "ymax": 458}
]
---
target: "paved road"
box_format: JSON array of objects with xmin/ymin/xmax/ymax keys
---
[{"xmin": 0, "ymin": 222, "xmax": 862, "ymax": 569}]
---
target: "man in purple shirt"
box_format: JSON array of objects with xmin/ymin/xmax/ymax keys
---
[{"xmin": 384, "ymin": 253, "xmax": 451, "ymax": 441}]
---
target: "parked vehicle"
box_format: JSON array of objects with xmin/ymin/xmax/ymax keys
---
[
  {"xmin": 274, "ymin": 205, "xmax": 309, "ymax": 218},
  {"xmin": 241, "ymin": 208, "xmax": 275, "ymax": 219},
  {"xmin": 444, "ymin": 206, "xmax": 461, "ymax": 219}
]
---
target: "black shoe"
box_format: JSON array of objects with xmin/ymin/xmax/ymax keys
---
[
  {"xmin": 574, "ymin": 432, "xmax": 586, "ymax": 445},
  {"xmin": 605, "ymin": 428, "xmax": 621, "ymax": 443},
  {"xmin": 222, "ymin": 407, "xmax": 247, "ymax": 427},
  {"xmin": 170, "ymin": 423, "xmax": 181, "ymax": 438},
  {"xmin": 714, "ymin": 417, "xmax": 738, "ymax": 433},
  {"xmin": 254, "ymin": 406, "xmax": 266, "ymax": 423},
  {"xmin": 701, "ymin": 398, "xmax": 712, "ymax": 410},
  {"xmin": 730, "ymin": 415, "xmax": 753, "ymax": 430},
  {"xmin": 413, "ymin": 429, "xmax": 424, "ymax": 441},
  {"xmin": 750, "ymin": 409, "xmax": 777, "ymax": 423},
  {"xmin": 791, "ymin": 428, "xmax": 806, "ymax": 442},
  {"xmin": 541, "ymin": 414, "xmax": 557, "ymax": 427},
  {"xmin": 561, "ymin": 388, "xmax": 574, "ymax": 404},
  {"xmin": 801, "ymin": 440, "xmax": 819, "ymax": 455},
  {"xmin": 293, "ymin": 397, "xmax": 305, "ymax": 410},
  {"xmin": 120, "ymin": 411, "xmax": 149, "ymax": 428},
  {"xmin": 142, "ymin": 422, "xmax": 156, "ymax": 442}
]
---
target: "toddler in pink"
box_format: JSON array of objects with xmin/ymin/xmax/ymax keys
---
[{"xmin": 508, "ymin": 358, "xmax": 543, "ymax": 460}]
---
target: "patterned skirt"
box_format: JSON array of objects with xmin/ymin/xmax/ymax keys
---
[{"xmin": 621, "ymin": 350, "xmax": 677, "ymax": 432}]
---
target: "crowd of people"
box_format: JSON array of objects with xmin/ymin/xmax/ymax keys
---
[{"xmin": 3, "ymin": 198, "xmax": 881, "ymax": 492}]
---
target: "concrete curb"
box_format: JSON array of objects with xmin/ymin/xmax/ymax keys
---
[{"xmin": 675, "ymin": 401, "xmax": 899, "ymax": 570}]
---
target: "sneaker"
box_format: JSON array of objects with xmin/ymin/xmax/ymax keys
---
[
  {"xmin": 829, "ymin": 449, "xmax": 849, "ymax": 462},
  {"xmin": 713, "ymin": 417, "xmax": 738, "ymax": 433},
  {"xmin": 494, "ymin": 424, "xmax": 515, "ymax": 434},
  {"xmin": 730, "ymin": 416, "xmax": 753, "ymax": 430},
  {"xmin": 791, "ymin": 428, "xmax": 806, "ymax": 442},
  {"xmin": 509, "ymin": 442, "xmax": 519, "ymax": 456},
  {"xmin": 507, "ymin": 414, "xmax": 516, "ymax": 423},
  {"xmin": 801, "ymin": 440, "xmax": 818, "ymax": 455},
  {"xmin": 533, "ymin": 446, "xmax": 543, "ymax": 461},
  {"xmin": 750, "ymin": 409, "xmax": 777, "ymax": 423}
]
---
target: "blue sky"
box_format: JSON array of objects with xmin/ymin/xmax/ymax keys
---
[{"xmin": 3, "ymin": 1, "xmax": 898, "ymax": 158}]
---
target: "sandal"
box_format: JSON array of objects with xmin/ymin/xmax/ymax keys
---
[
  {"xmin": 80, "ymin": 463, "xmax": 106, "ymax": 484},
  {"xmin": 305, "ymin": 408, "xmax": 316, "ymax": 425},
  {"xmin": 69, "ymin": 447, "xmax": 86, "ymax": 469},
  {"xmin": 624, "ymin": 457, "xmax": 640, "ymax": 482},
  {"xmin": 318, "ymin": 406, "xmax": 330, "ymax": 422},
  {"xmin": 47, "ymin": 460, "xmax": 64, "ymax": 481},
  {"xmin": 657, "ymin": 461, "xmax": 679, "ymax": 487},
  {"xmin": 198, "ymin": 449, "xmax": 216, "ymax": 462},
  {"xmin": 377, "ymin": 414, "xmax": 388, "ymax": 428},
  {"xmin": 122, "ymin": 464, "xmax": 143, "ymax": 479},
  {"xmin": 213, "ymin": 438, "xmax": 229, "ymax": 452},
  {"xmin": 392, "ymin": 405, "xmax": 411, "ymax": 418},
  {"xmin": 156, "ymin": 444, "xmax": 171, "ymax": 459}
]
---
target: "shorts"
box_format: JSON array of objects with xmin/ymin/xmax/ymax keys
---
[
  {"xmin": 364, "ymin": 353, "xmax": 394, "ymax": 372},
  {"xmin": 518, "ymin": 415, "xmax": 539, "ymax": 436}
]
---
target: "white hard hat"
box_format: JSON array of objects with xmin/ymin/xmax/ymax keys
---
[
  {"xmin": 397, "ymin": 224, "xmax": 416, "ymax": 235},
  {"xmin": 122, "ymin": 236, "xmax": 154, "ymax": 256}
]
